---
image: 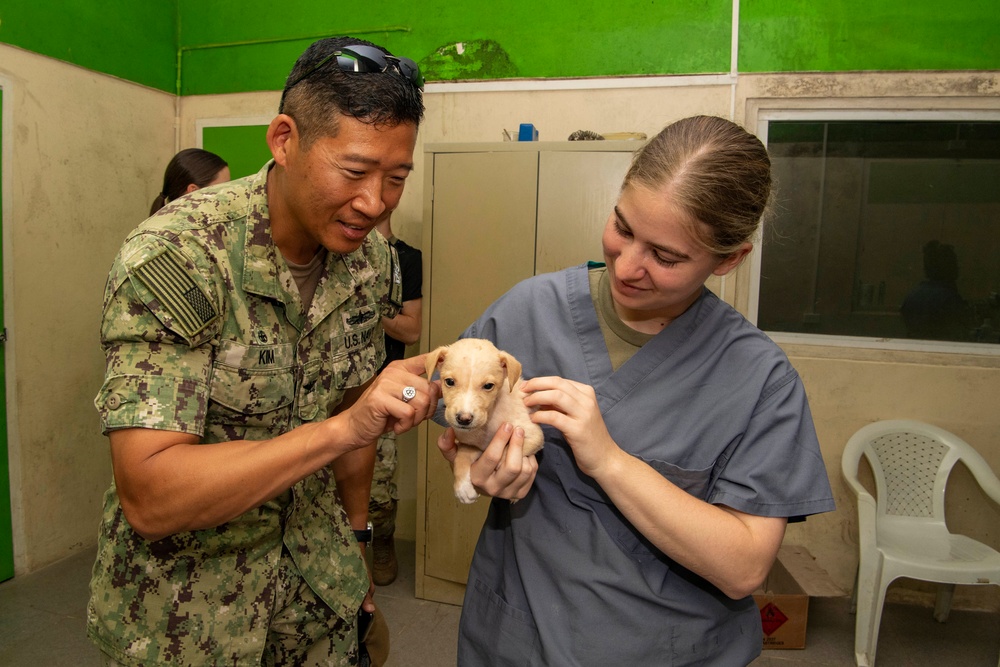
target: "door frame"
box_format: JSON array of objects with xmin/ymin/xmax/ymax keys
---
[{"xmin": 0, "ymin": 74, "xmax": 20, "ymax": 580}]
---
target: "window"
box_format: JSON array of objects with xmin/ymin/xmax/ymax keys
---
[{"xmin": 756, "ymin": 116, "xmax": 1000, "ymax": 348}]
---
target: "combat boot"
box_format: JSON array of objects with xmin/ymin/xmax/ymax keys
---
[{"xmin": 372, "ymin": 535, "xmax": 398, "ymax": 586}]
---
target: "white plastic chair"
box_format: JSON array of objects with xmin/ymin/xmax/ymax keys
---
[{"xmin": 841, "ymin": 419, "xmax": 1000, "ymax": 667}]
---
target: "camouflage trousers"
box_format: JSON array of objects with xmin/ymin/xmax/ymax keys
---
[
  {"xmin": 368, "ymin": 432, "xmax": 398, "ymax": 539},
  {"xmin": 100, "ymin": 547, "xmax": 360, "ymax": 667},
  {"xmin": 264, "ymin": 547, "xmax": 359, "ymax": 666}
]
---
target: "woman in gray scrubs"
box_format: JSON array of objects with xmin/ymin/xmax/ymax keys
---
[{"xmin": 437, "ymin": 115, "xmax": 835, "ymax": 666}]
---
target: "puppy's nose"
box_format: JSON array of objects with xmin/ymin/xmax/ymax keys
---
[{"xmin": 456, "ymin": 412, "xmax": 474, "ymax": 427}]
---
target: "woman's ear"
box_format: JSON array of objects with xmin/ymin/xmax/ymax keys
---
[
  {"xmin": 185, "ymin": 183, "xmax": 200, "ymax": 195},
  {"xmin": 713, "ymin": 242, "xmax": 753, "ymax": 277}
]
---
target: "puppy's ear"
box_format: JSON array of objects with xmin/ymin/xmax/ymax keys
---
[
  {"xmin": 425, "ymin": 345, "xmax": 448, "ymax": 379},
  {"xmin": 498, "ymin": 352, "xmax": 522, "ymax": 391}
]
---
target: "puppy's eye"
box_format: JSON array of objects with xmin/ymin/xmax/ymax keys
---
[
  {"xmin": 482, "ymin": 383, "xmax": 495, "ymax": 391},
  {"xmin": 444, "ymin": 378, "xmax": 455, "ymax": 387}
]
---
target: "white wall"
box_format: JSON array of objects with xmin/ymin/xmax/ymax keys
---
[{"xmin": 0, "ymin": 44, "xmax": 176, "ymax": 573}]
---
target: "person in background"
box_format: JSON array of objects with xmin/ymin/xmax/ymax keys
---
[
  {"xmin": 901, "ymin": 239, "xmax": 972, "ymax": 341},
  {"xmin": 438, "ymin": 115, "xmax": 836, "ymax": 666},
  {"xmin": 369, "ymin": 213, "xmax": 423, "ymax": 586},
  {"xmin": 149, "ymin": 147, "xmax": 230, "ymax": 215},
  {"xmin": 89, "ymin": 36, "xmax": 435, "ymax": 667}
]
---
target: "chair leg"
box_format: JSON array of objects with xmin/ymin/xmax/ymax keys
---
[
  {"xmin": 933, "ymin": 583, "xmax": 955, "ymax": 623},
  {"xmin": 854, "ymin": 591, "xmax": 874, "ymax": 665},
  {"xmin": 854, "ymin": 558, "xmax": 887, "ymax": 667},
  {"xmin": 865, "ymin": 578, "xmax": 891, "ymax": 667}
]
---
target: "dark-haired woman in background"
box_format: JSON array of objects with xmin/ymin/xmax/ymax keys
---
[{"xmin": 149, "ymin": 148, "xmax": 230, "ymax": 216}]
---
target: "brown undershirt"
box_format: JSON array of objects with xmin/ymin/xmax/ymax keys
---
[
  {"xmin": 588, "ymin": 266, "xmax": 655, "ymax": 371},
  {"xmin": 285, "ymin": 249, "xmax": 327, "ymax": 314}
]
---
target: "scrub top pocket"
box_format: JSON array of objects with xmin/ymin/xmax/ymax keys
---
[{"xmin": 459, "ymin": 578, "xmax": 541, "ymax": 667}]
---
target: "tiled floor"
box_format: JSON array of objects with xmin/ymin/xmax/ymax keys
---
[{"xmin": 1, "ymin": 540, "xmax": 997, "ymax": 666}]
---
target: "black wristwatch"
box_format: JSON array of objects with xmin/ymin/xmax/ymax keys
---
[{"xmin": 354, "ymin": 521, "xmax": 373, "ymax": 544}]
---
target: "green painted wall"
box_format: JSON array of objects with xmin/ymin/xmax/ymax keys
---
[
  {"xmin": 1, "ymin": 1, "xmax": 998, "ymax": 97},
  {"xmin": 203, "ymin": 125, "xmax": 271, "ymax": 180},
  {"xmin": 0, "ymin": 1, "xmax": 178, "ymax": 92},
  {"xmin": 175, "ymin": 0, "xmax": 732, "ymax": 95},
  {"xmin": 740, "ymin": 0, "xmax": 1000, "ymax": 72}
]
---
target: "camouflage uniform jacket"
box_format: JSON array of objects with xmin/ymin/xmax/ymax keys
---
[{"xmin": 88, "ymin": 161, "xmax": 402, "ymax": 666}]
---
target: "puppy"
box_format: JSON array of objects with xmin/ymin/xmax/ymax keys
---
[{"xmin": 426, "ymin": 338, "xmax": 544, "ymax": 504}]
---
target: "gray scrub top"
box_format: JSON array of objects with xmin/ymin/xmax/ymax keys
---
[{"xmin": 456, "ymin": 264, "xmax": 835, "ymax": 666}]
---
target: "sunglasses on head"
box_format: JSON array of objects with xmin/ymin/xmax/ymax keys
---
[{"xmin": 281, "ymin": 44, "xmax": 424, "ymax": 105}]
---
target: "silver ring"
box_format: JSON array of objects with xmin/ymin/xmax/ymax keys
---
[
  {"xmin": 509, "ymin": 498, "xmax": 519, "ymax": 505},
  {"xmin": 402, "ymin": 386, "xmax": 416, "ymax": 403}
]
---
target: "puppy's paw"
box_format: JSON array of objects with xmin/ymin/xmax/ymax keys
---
[
  {"xmin": 521, "ymin": 422, "xmax": 545, "ymax": 457},
  {"xmin": 455, "ymin": 478, "xmax": 480, "ymax": 504}
]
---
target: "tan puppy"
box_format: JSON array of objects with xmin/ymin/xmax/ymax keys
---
[{"xmin": 426, "ymin": 338, "xmax": 544, "ymax": 504}]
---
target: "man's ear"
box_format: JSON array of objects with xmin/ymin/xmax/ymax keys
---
[
  {"xmin": 267, "ymin": 114, "xmax": 297, "ymax": 167},
  {"xmin": 713, "ymin": 242, "xmax": 753, "ymax": 277}
]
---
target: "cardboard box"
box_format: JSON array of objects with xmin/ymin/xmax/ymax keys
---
[{"xmin": 753, "ymin": 545, "xmax": 843, "ymax": 649}]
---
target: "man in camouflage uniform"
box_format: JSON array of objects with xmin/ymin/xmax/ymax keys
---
[{"xmin": 88, "ymin": 36, "xmax": 434, "ymax": 666}]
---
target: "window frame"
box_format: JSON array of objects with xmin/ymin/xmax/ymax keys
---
[{"xmin": 751, "ymin": 107, "xmax": 1000, "ymax": 357}]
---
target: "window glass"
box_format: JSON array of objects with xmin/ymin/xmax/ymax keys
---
[{"xmin": 759, "ymin": 120, "xmax": 1000, "ymax": 345}]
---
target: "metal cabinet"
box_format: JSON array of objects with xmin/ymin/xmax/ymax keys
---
[{"xmin": 415, "ymin": 141, "xmax": 639, "ymax": 604}]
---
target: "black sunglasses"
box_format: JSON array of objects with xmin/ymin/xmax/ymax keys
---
[{"xmin": 281, "ymin": 44, "xmax": 424, "ymax": 107}]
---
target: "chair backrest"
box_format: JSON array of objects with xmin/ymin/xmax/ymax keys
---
[{"xmin": 842, "ymin": 420, "xmax": 969, "ymax": 522}]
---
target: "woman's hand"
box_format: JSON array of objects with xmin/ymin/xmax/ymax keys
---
[
  {"xmin": 521, "ymin": 376, "xmax": 623, "ymax": 477},
  {"xmin": 523, "ymin": 378, "xmax": 786, "ymax": 599},
  {"xmin": 437, "ymin": 424, "xmax": 538, "ymax": 502}
]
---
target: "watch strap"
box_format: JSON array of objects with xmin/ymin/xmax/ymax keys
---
[{"xmin": 354, "ymin": 521, "xmax": 373, "ymax": 543}]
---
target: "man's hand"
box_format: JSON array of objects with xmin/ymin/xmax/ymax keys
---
[{"xmin": 343, "ymin": 354, "xmax": 440, "ymax": 446}]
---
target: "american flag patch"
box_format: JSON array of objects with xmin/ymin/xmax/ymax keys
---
[{"xmin": 134, "ymin": 247, "xmax": 218, "ymax": 336}]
